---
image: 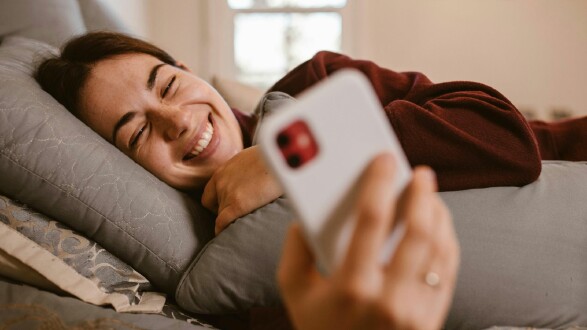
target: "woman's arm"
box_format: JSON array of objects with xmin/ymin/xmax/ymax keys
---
[{"xmin": 269, "ymin": 51, "xmax": 541, "ymax": 191}]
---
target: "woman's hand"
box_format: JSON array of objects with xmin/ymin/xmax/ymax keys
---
[
  {"xmin": 277, "ymin": 154, "xmax": 460, "ymax": 330},
  {"xmin": 202, "ymin": 145, "xmax": 283, "ymax": 235}
]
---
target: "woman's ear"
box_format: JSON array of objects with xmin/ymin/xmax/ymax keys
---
[{"xmin": 175, "ymin": 60, "xmax": 193, "ymax": 73}]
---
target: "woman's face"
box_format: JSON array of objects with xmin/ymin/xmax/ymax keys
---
[{"xmin": 79, "ymin": 53, "xmax": 244, "ymax": 190}]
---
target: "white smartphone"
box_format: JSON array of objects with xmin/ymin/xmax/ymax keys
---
[{"xmin": 258, "ymin": 69, "xmax": 412, "ymax": 274}]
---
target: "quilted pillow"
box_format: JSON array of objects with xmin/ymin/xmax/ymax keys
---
[
  {"xmin": 0, "ymin": 194, "xmax": 165, "ymax": 313},
  {"xmin": 0, "ymin": 36, "xmax": 215, "ymax": 294}
]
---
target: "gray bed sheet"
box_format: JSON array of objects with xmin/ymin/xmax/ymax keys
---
[{"xmin": 0, "ymin": 277, "xmax": 214, "ymax": 330}]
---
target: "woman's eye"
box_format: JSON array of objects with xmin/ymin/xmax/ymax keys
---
[
  {"xmin": 162, "ymin": 75, "xmax": 176, "ymax": 98},
  {"xmin": 130, "ymin": 126, "xmax": 145, "ymax": 147}
]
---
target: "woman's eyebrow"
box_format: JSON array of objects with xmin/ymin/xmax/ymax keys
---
[
  {"xmin": 112, "ymin": 111, "xmax": 137, "ymax": 146},
  {"xmin": 146, "ymin": 63, "xmax": 167, "ymax": 91},
  {"xmin": 111, "ymin": 63, "xmax": 166, "ymax": 146}
]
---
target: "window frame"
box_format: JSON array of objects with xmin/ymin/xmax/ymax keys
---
[{"xmin": 205, "ymin": 0, "xmax": 359, "ymax": 83}]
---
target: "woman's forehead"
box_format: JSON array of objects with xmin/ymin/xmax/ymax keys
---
[{"xmin": 85, "ymin": 54, "xmax": 163, "ymax": 103}]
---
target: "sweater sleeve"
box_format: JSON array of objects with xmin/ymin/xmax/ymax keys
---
[
  {"xmin": 268, "ymin": 51, "xmax": 541, "ymax": 191},
  {"xmin": 529, "ymin": 117, "xmax": 587, "ymax": 161}
]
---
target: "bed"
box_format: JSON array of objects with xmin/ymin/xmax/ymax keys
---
[{"xmin": 0, "ymin": 1, "xmax": 586, "ymax": 329}]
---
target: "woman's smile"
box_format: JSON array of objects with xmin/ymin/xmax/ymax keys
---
[{"xmin": 183, "ymin": 113, "xmax": 219, "ymax": 161}]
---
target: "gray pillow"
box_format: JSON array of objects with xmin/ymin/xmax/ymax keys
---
[
  {"xmin": 0, "ymin": 36, "xmax": 214, "ymax": 294},
  {"xmin": 0, "ymin": 278, "xmax": 212, "ymax": 330},
  {"xmin": 176, "ymin": 197, "xmax": 293, "ymax": 313},
  {"xmin": 177, "ymin": 160, "xmax": 587, "ymax": 329},
  {"xmin": 444, "ymin": 160, "xmax": 587, "ymax": 329}
]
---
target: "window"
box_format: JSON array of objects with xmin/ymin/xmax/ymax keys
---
[{"xmin": 207, "ymin": 0, "xmax": 355, "ymax": 89}]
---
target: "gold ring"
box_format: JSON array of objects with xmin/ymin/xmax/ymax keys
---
[{"xmin": 425, "ymin": 271, "xmax": 440, "ymax": 287}]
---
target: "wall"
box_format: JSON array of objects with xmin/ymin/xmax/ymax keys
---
[
  {"xmin": 356, "ymin": 0, "xmax": 587, "ymax": 119},
  {"xmin": 101, "ymin": 0, "xmax": 587, "ymax": 119},
  {"xmin": 98, "ymin": 0, "xmax": 150, "ymax": 38},
  {"xmin": 146, "ymin": 0, "xmax": 209, "ymax": 79},
  {"xmin": 96, "ymin": 0, "xmax": 208, "ymax": 77}
]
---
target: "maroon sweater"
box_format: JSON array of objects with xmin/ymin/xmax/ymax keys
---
[
  {"xmin": 529, "ymin": 117, "xmax": 587, "ymax": 161},
  {"xmin": 235, "ymin": 51, "xmax": 546, "ymax": 191}
]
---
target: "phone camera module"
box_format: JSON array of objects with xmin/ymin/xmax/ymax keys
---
[{"xmin": 276, "ymin": 120, "xmax": 319, "ymax": 170}]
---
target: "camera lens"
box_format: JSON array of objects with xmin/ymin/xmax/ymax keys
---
[
  {"xmin": 287, "ymin": 154, "xmax": 302, "ymax": 168},
  {"xmin": 277, "ymin": 133, "xmax": 290, "ymax": 147}
]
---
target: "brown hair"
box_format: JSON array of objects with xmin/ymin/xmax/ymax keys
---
[{"xmin": 35, "ymin": 32, "xmax": 178, "ymax": 118}]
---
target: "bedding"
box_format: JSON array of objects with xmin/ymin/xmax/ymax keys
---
[
  {"xmin": 0, "ymin": 194, "xmax": 165, "ymax": 313},
  {"xmin": 0, "ymin": 277, "xmax": 213, "ymax": 330},
  {"xmin": 0, "ymin": 196, "xmax": 235, "ymax": 329},
  {"xmin": 0, "ymin": 35, "xmax": 215, "ymax": 294},
  {"xmin": 181, "ymin": 157, "xmax": 587, "ymax": 329}
]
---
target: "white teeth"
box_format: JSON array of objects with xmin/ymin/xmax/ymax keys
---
[{"xmin": 188, "ymin": 121, "xmax": 214, "ymax": 158}]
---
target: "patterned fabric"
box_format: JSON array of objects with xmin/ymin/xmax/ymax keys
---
[
  {"xmin": 0, "ymin": 194, "xmax": 160, "ymax": 310},
  {"xmin": 0, "ymin": 194, "xmax": 220, "ymax": 326}
]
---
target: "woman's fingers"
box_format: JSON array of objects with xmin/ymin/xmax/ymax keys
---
[
  {"xmin": 201, "ymin": 177, "xmax": 219, "ymax": 213},
  {"xmin": 377, "ymin": 167, "xmax": 459, "ymax": 329},
  {"xmin": 430, "ymin": 196, "xmax": 460, "ymax": 291},
  {"xmin": 342, "ymin": 153, "xmax": 399, "ymax": 277},
  {"xmin": 277, "ymin": 223, "xmax": 321, "ymax": 297},
  {"xmin": 214, "ymin": 204, "xmax": 239, "ymax": 235},
  {"xmin": 384, "ymin": 167, "xmax": 438, "ymax": 280}
]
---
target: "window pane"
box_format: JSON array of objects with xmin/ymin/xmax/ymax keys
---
[
  {"xmin": 228, "ymin": 0, "xmax": 347, "ymax": 9},
  {"xmin": 234, "ymin": 12, "xmax": 341, "ymax": 88}
]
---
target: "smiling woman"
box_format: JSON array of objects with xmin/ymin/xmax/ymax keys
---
[
  {"xmin": 36, "ymin": 33, "xmax": 245, "ymax": 190},
  {"xmin": 78, "ymin": 53, "xmax": 243, "ymax": 190}
]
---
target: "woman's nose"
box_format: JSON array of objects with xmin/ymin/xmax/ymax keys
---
[{"xmin": 153, "ymin": 105, "xmax": 190, "ymax": 140}]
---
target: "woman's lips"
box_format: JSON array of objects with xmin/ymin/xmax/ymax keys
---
[
  {"xmin": 183, "ymin": 114, "xmax": 220, "ymax": 162},
  {"xmin": 186, "ymin": 121, "xmax": 213, "ymax": 158}
]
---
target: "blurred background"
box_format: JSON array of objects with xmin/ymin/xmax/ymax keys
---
[{"xmin": 101, "ymin": 0, "xmax": 587, "ymax": 120}]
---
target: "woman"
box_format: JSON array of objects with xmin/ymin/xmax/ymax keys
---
[{"xmin": 35, "ymin": 31, "xmax": 557, "ymax": 234}]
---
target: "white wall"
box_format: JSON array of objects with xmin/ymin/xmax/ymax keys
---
[
  {"xmin": 146, "ymin": 0, "xmax": 209, "ymax": 78},
  {"xmin": 355, "ymin": 0, "xmax": 587, "ymax": 119},
  {"xmin": 101, "ymin": 0, "xmax": 587, "ymax": 119},
  {"xmin": 95, "ymin": 0, "xmax": 210, "ymax": 79},
  {"xmin": 99, "ymin": 0, "xmax": 150, "ymax": 38}
]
